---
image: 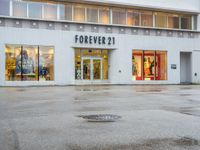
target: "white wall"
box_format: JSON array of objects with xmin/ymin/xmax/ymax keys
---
[
  {"xmin": 1, "ymin": 26, "xmax": 200, "ymax": 85},
  {"xmin": 192, "ymin": 50, "xmax": 200, "ymax": 83}
]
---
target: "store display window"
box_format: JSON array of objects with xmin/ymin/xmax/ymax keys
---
[
  {"xmin": 5, "ymin": 44, "xmax": 54, "ymax": 81},
  {"xmin": 132, "ymin": 50, "xmax": 167, "ymax": 81}
]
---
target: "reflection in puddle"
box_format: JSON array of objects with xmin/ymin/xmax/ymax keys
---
[
  {"xmin": 163, "ymin": 106, "xmax": 200, "ymax": 117},
  {"xmin": 66, "ymin": 137, "xmax": 199, "ymax": 150},
  {"xmin": 180, "ymin": 94, "xmax": 191, "ymax": 96},
  {"xmin": 78, "ymin": 106, "xmax": 108, "ymax": 112}
]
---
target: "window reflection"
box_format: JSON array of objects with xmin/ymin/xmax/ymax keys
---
[
  {"xmin": 74, "ymin": 5, "xmax": 85, "ymax": 22},
  {"xmin": 0, "ymin": 0, "xmax": 10, "ymax": 16},
  {"xmin": 29, "ymin": 2, "xmax": 42, "ymax": 19},
  {"xmin": 168, "ymin": 14, "xmax": 179, "ymax": 29},
  {"xmin": 112, "ymin": 8, "xmax": 126, "ymax": 25},
  {"xmin": 87, "ymin": 7, "xmax": 98, "ymax": 23},
  {"xmin": 141, "ymin": 11, "xmax": 153, "ymax": 27},
  {"xmin": 60, "ymin": 4, "xmax": 72, "ymax": 21},
  {"xmin": 155, "ymin": 12, "xmax": 167, "ymax": 28},
  {"xmin": 181, "ymin": 16, "xmax": 191, "ymax": 29},
  {"xmin": 99, "ymin": 8, "xmax": 110, "ymax": 24},
  {"xmin": 43, "ymin": 3, "xmax": 57, "ymax": 20},
  {"xmin": 127, "ymin": 10, "xmax": 140, "ymax": 26},
  {"xmin": 13, "ymin": 1, "xmax": 27, "ymax": 18}
]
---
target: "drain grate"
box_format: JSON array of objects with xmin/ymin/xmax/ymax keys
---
[{"xmin": 78, "ymin": 114, "xmax": 121, "ymax": 122}]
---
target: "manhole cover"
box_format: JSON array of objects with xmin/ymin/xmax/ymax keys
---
[{"xmin": 78, "ymin": 114, "xmax": 121, "ymax": 122}]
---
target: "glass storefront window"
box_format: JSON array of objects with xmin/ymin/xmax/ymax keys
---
[
  {"xmin": 112, "ymin": 8, "xmax": 126, "ymax": 25},
  {"xmin": 39, "ymin": 46, "xmax": 54, "ymax": 81},
  {"xmin": 74, "ymin": 5, "xmax": 85, "ymax": 22},
  {"xmin": 127, "ymin": 10, "xmax": 140, "ymax": 26},
  {"xmin": 99, "ymin": 7, "xmax": 110, "ymax": 24},
  {"xmin": 132, "ymin": 51, "xmax": 143, "ymax": 80},
  {"xmin": 0, "ymin": 0, "xmax": 10, "ymax": 16},
  {"xmin": 168, "ymin": 14, "xmax": 179, "ymax": 29},
  {"xmin": 181, "ymin": 16, "xmax": 191, "ymax": 29},
  {"xmin": 29, "ymin": 2, "xmax": 42, "ymax": 19},
  {"xmin": 13, "ymin": 1, "xmax": 27, "ymax": 18},
  {"xmin": 5, "ymin": 45, "xmax": 54, "ymax": 81},
  {"xmin": 87, "ymin": 7, "xmax": 98, "ymax": 23},
  {"xmin": 102, "ymin": 50, "xmax": 108, "ymax": 80},
  {"xmin": 5, "ymin": 45, "xmax": 21, "ymax": 81},
  {"xmin": 155, "ymin": 12, "xmax": 167, "ymax": 28},
  {"xmin": 132, "ymin": 50, "xmax": 167, "ymax": 81},
  {"xmin": 43, "ymin": 3, "xmax": 57, "ymax": 20},
  {"xmin": 144, "ymin": 51, "xmax": 155, "ymax": 80},
  {"xmin": 75, "ymin": 49, "xmax": 81, "ymax": 80},
  {"xmin": 156, "ymin": 51, "xmax": 167, "ymax": 80},
  {"xmin": 60, "ymin": 4, "xmax": 72, "ymax": 21},
  {"xmin": 21, "ymin": 46, "xmax": 38, "ymax": 81},
  {"xmin": 141, "ymin": 11, "xmax": 153, "ymax": 27}
]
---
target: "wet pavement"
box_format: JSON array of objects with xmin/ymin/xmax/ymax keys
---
[{"xmin": 0, "ymin": 85, "xmax": 200, "ymax": 150}]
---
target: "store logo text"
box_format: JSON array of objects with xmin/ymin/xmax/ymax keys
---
[{"xmin": 75, "ymin": 35, "xmax": 115, "ymax": 45}]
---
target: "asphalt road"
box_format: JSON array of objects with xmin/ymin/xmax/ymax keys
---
[{"xmin": 0, "ymin": 85, "xmax": 200, "ymax": 150}]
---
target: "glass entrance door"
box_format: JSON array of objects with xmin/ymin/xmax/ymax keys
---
[
  {"xmin": 82, "ymin": 57, "xmax": 102, "ymax": 80},
  {"xmin": 82, "ymin": 59, "xmax": 91, "ymax": 80}
]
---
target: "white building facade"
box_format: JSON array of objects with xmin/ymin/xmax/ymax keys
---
[{"xmin": 0, "ymin": 0, "xmax": 200, "ymax": 86}]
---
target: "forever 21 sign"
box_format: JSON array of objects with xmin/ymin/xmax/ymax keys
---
[{"xmin": 75, "ymin": 35, "xmax": 115, "ymax": 45}]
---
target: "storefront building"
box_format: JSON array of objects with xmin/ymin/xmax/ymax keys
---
[{"xmin": 0, "ymin": 0, "xmax": 200, "ymax": 86}]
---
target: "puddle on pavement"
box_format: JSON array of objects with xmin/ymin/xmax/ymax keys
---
[
  {"xmin": 78, "ymin": 106, "xmax": 108, "ymax": 112},
  {"xmin": 163, "ymin": 106, "xmax": 200, "ymax": 117},
  {"xmin": 16, "ymin": 88, "xmax": 26, "ymax": 92},
  {"xmin": 136, "ymin": 89, "xmax": 162, "ymax": 93},
  {"xmin": 180, "ymin": 94, "xmax": 191, "ymax": 96},
  {"xmin": 66, "ymin": 137, "xmax": 199, "ymax": 150},
  {"xmin": 180, "ymin": 87, "xmax": 193, "ymax": 90},
  {"xmin": 174, "ymin": 137, "xmax": 199, "ymax": 146},
  {"xmin": 78, "ymin": 114, "xmax": 121, "ymax": 122}
]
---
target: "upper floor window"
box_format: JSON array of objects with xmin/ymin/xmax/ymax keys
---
[
  {"xmin": 155, "ymin": 12, "xmax": 167, "ymax": 28},
  {"xmin": 141, "ymin": 11, "xmax": 153, "ymax": 27},
  {"xmin": 112, "ymin": 8, "xmax": 126, "ymax": 25},
  {"xmin": 29, "ymin": 2, "xmax": 42, "ymax": 19},
  {"xmin": 0, "ymin": 0, "xmax": 10, "ymax": 16},
  {"xmin": 87, "ymin": 7, "xmax": 98, "ymax": 23},
  {"xmin": 60, "ymin": 4, "xmax": 72, "ymax": 21},
  {"xmin": 99, "ymin": 7, "xmax": 110, "ymax": 24},
  {"xmin": 168, "ymin": 14, "xmax": 179, "ymax": 29},
  {"xmin": 181, "ymin": 15, "xmax": 192, "ymax": 30},
  {"xmin": 127, "ymin": 9, "xmax": 140, "ymax": 26},
  {"xmin": 13, "ymin": 1, "xmax": 27, "ymax": 18},
  {"xmin": 43, "ymin": 3, "xmax": 57, "ymax": 20},
  {"xmin": 74, "ymin": 5, "xmax": 85, "ymax": 22}
]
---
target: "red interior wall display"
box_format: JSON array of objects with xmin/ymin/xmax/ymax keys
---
[{"xmin": 133, "ymin": 52, "xmax": 161, "ymax": 80}]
